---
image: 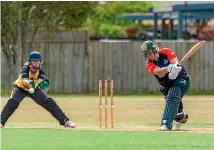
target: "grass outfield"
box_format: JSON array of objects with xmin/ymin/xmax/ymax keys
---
[
  {"xmin": 1, "ymin": 129, "xmax": 214, "ymax": 150},
  {"xmin": 1, "ymin": 95, "xmax": 214, "ymax": 150},
  {"xmin": 1, "ymin": 95, "xmax": 214, "ymax": 126}
]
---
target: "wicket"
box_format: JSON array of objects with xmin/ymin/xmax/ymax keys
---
[{"xmin": 98, "ymin": 79, "xmax": 114, "ymax": 128}]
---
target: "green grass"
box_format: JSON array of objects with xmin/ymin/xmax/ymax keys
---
[
  {"xmin": 1, "ymin": 95, "xmax": 214, "ymax": 150},
  {"xmin": 1, "ymin": 129, "xmax": 214, "ymax": 150}
]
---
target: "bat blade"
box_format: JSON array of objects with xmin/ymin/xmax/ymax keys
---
[{"xmin": 178, "ymin": 41, "xmax": 206, "ymax": 65}]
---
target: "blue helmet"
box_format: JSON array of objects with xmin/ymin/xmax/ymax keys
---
[{"xmin": 28, "ymin": 51, "xmax": 42, "ymax": 61}]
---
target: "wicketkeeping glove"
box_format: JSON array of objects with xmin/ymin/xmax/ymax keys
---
[
  {"xmin": 38, "ymin": 78, "xmax": 50, "ymax": 90},
  {"xmin": 29, "ymin": 77, "xmax": 35, "ymax": 88}
]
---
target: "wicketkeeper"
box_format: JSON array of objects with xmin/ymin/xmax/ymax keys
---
[
  {"xmin": 1, "ymin": 51, "xmax": 75, "ymax": 128},
  {"xmin": 141, "ymin": 41, "xmax": 190, "ymax": 131}
]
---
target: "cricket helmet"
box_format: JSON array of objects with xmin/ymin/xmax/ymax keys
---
[
  {"xmin": 28, "ymin": 51, "xmax": 43, "ymax": 61},
  {"xmin": 141, "ymin": 40, "xmax": 159, "ymax": 56}
]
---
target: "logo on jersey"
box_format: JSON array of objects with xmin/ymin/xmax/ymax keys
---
[{"xmin": 164, "ymin": 59, "xmax": 168, "ymax": 64}]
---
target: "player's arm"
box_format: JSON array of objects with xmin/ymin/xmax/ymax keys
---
[
  {"xmin": 162, "ymin": 48, "xmax": 182, "ymax": 68},
  {"xmin": 20, "ymin": 66, "xmax": 31, "ymax": 88},
  {"xmin": 38, "ymin": 68, "xmax": 46, "ymax": 82},
  {"xmin": 38, "ymin": 68, "xmax": 50, "ymax": 90},
  {"xmin": 146, "ymin": 62, "xmax": 167, "ymax": 77},
  {"xmin": 162, "ymin": 49, "xmax": 181, "ymax": 79},
  {"xmin": 153, "ymin": 67, "xmax": 168, "ymax": 77},
  {"xmin": 148, "ymin": 57, "xmax": 180, "ymax": 77},
  {"xmin": 154, "ymin": 49, "xmax": 181, "ymax": 75},
  {"xmin": 153, "ymin": 57, "xmax": 179, "ymax": 72},
  {"xmin": 153, "ymin": 57, "xmax": 181, "ymax": 75},
  {"xmin": 22, "ymin": 78, "xmax": 30, "ymax": 87}
]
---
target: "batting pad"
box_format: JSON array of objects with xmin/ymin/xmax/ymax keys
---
[{"xmin": 161, "ymin": 87, "xmax": 182, "ymax": 129}]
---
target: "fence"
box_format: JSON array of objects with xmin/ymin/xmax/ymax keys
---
[
  {"xmin": 1, "ymin": 31, "xmax": 88, "ymax": 93},
  {"xmin": 1, "ymin": 38, "xmax": 214, "ymax": 93},
  {"xmin": 89, "ymin": 40, "xmax": 214, "ymax": 93}
]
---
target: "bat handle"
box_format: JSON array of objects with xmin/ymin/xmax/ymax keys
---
[{"xmin": 177, "ymin": 61, "xmax": 182, "ymax": 66}]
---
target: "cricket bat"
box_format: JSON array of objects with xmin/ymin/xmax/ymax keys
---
[{"xmin": 178, "ymin": 41, "xmax": 206, "ymax": 66}]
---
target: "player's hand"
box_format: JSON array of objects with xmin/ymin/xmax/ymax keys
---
[
  {"xmin": 168, "ymin": 64, "xmax": 181, "ymax": 79},
  {"xmin": 167, "ymin": 63, "xmax": 180, "ymax": 73},
  {"xmin": 29, "ymin": 77, "xmax": 35, "ymax": 88},
  {"xmin": 38, "ymin": 78, "xmax": 50, "ymax": 90},
  {"xmin": 171, "ymin": 63, "xmax": 181, "ymax": 74},
  {"xmin": 22, "ymin": 78, "xmax": 32, "ymax": 88},
  {"xmin": 169, "ymin": 71, "xmax": 178, "ymax": 80},
  {"xmin": 167, "ymin": 64, "xmax": 173, "ymax": 72}
]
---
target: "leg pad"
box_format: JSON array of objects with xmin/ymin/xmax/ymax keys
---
[{"xmin": 161, "ymin": 87, "xmax": 182, "ymax": 129}]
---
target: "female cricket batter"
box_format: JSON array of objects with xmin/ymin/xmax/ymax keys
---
[
  {"xmin": 141, "ymin": 41, "xmax": 190, "ymax": 131},
  {"xmin": 1, "ymin": 51, "xmax": 75, "ymax": 128}
]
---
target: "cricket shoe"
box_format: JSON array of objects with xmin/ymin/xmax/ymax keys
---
[
  {"xmin": 64, "ymin": 120, "xmax": 76, "ymax": 128},
  {"xmin": 173, "ymin": 121, "xmax": 182, "ymax": 130},
  {"xmin": 158, "ymin": 124, "xmax": 171, "ymax": 131},
  {"xmin": 0, "ymin": 124, "xmax": 3, "ymax": 128}
]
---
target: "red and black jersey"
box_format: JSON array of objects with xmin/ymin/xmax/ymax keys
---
[{"xmin": 145, "ymin": 48, "xmax": 188, "ymax": 87}]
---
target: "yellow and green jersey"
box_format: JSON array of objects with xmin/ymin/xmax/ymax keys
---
[{"xmin": 13, "ymin": 65, "xmax": 46, "ymax": 91}]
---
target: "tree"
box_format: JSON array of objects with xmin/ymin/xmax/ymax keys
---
[
  {"xmin": 85, "ymin": 1, "xmax": 154, "ymax": 38},
  {"xmin": 1, "ymin": 1, "xmax": 97, "ymax": 80}
]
